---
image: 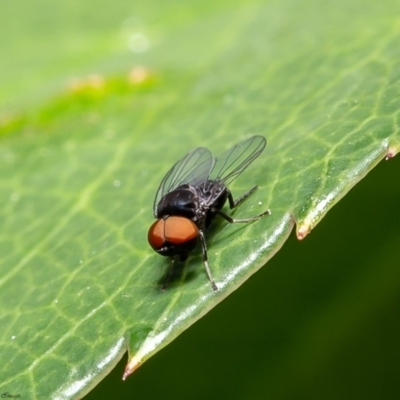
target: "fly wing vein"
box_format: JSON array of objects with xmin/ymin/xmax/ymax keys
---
[
  {"xmin": 153, "ymin": 147, "xmax": 213, "ymax": 216},
  {"xmin": 208, "ymin": 135, "xmax": 266, "ymax": 186}
]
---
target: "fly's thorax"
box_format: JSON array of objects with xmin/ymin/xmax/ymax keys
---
[
  {"xmin": 195, "ymin": 180, "xmax": 230, "ymax": 229},
  {"xmin": 156, "ymin": 184, "xmax": 199, "ymax": 220},
  {"xmin": 196, "ymin": 180, "xmax": 229, "ymax": 210}
]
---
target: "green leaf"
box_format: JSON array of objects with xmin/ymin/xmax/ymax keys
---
[{"xmin": 1, "ymin": 0, "xmax": 399, "ymax": 398}]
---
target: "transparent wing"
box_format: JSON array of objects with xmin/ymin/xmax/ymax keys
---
[
  {"xmin": 153, "ymin": 147, "xmax": 213, "ymax": 216},
  {"xmin": 209, "ymin": 135, "xmax": 266, "ymax": 186}
]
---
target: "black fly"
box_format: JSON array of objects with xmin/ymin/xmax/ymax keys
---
[{"xmin": 148, "ymin": 135, "xmax": 270, "ymax": 291}]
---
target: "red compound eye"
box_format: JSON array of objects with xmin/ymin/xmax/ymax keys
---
[
  {"xmin": 148, "ymin": 216, "xmax": 199, "ymax": 251},
  {"xmin": 164, "ymin": 216, "xmax": 198, "ymax": 245},
  {"xmin": 148, "ymin": 219, "xmax": 165, "ymax": 251}
]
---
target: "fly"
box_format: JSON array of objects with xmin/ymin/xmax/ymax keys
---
[{"xmin": 147, "ymin": 135, "xmax": 270, "ymax": 291}]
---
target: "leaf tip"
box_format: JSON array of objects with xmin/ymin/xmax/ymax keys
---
[
  {"xmin": 123, "ymin": 356, "xmax": 142, "ymax": 380},
  {"xmin": 296, "ymin": 224, "xmax": 310, "ymax": 240},
  {"xmin": 386, "ymin": 146, "xmax": 399, "ymax": 160}
]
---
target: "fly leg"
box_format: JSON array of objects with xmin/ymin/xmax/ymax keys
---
[
  {"xmin": 224, "ymin": 187, "xmax": 270, "ymax": 222},
  {"xmin": 198, "ymin": 230, "xmax": 218, "ymax": 291},
  {"xmin": 215, "ymin": 208, "xmax": 270, "ymax": 223},
  {"xmin": 228, "ymin": 186, "xmax": 259, "ymax": 209}
]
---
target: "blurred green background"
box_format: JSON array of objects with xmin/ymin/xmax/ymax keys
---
[{"xmin": 2, "ymin": 0, "xmax": 400, "ymax": 398}]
